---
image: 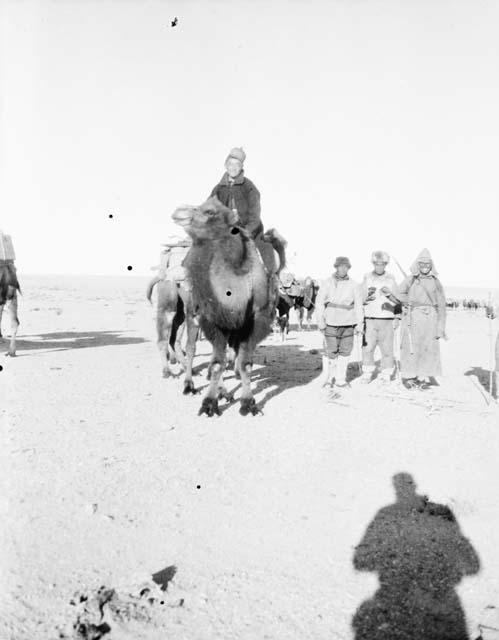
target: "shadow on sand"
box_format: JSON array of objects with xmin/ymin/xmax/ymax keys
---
[
  {"xmin": 352, "ymin": 473, "xmax": 480, "ymax": 640},
  {"xmin": 186, "ymin": 342, "xmax": 326, "ymax": 413},
  {"xmin": 5, "ymin": 330, "xmax": 149, "ymax": 355},
  {"xmin": 464, "ymin": 366, "xmax": 497, "ymax": 400}
]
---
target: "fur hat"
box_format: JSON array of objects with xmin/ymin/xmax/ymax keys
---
[
  {"xmin": 334, "ymin": 256, "xmax": 351, "ymax": 268},
  {"xmin": 371, "ymin": 250, "xmax": 389, "ymax": 264},
  {"xmin": 225, "ymin": 147, "xmax": 246, "ymax": 164}
]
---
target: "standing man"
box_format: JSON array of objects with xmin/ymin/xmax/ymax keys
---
[
  {"xmin": 315, "ymin": 256, "xmax": 364, "ymax": 390},
  {"xmin": 209, "ymin": 147, "xmax": 264, "ymax": 240},
  {"xmin": 398, "ymin": 248, "xmax": 446, "ymax": 389},
  {"xmin": 359, "ymin": 251, "xmax": 401, "ymax": 384}
]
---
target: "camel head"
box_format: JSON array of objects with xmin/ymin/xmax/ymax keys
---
[{"xmin": 172, "ymin": 197, "xmax": 243, "ymax": 242}]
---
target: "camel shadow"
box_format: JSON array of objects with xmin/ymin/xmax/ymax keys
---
[
  {"xmin": 6, "ymin": 330, "xmax": 149, "ymax": 355},
  {"xmin": 352, "ymin": 472, "xmax": 480, "ymax": 640},
  {"xmin": 464, "ymin": 366, "xmax": 497, "ymax": 399},
  {"xmin": 212, "ymin": 343, "xmax": 322, "ymax": 413}
]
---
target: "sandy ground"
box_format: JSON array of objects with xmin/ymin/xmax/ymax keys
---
[{"xmin": 1, "ymin": 275, "xmax": 498, "ymax": 640}]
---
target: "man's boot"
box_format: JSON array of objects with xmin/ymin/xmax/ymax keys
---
[
  {"xmin": 320, "ymin": 356, "xmax": 336, "ymax": 389},
  {"xmin": 378, "ymin": 368, "xmax": 393, "ymax": 383},
  {"xmin": 335, "ymin": 356, "xmax": 350, "ymax": 388}
]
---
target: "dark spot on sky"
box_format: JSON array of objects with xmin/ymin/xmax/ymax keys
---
[
  {"xmin": 226, "ymin": 290, "xmax": 232, "ymax": 297},
  {"xmin": 0, "ymin": 365, "xmax": 3, "ymax": 372},
  {"xmin": 127, "ymin": 266, "xmax": 133, "ymax": 271},
  {"xmin": 196, "ymin": 485, "xmax": 201, "ymax": 489},
  {"xmin": 170, "ymin": 17, "xmax": 178, "ymax": 27},
  {"xmin": 108, "ymin": 214, "xmax": 113, "ymax": 219}
]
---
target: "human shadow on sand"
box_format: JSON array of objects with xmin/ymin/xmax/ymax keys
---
[
  {"xmin": 464, "ymin": 366, "xmax": 497, "ymax": 400},
  {"xmin": 7, "ymin": 330, "xmax": 148, "ymax": 355},
  {"xmin": 352, "ymin": 472, "xmax": 480, "ymax": 640}
]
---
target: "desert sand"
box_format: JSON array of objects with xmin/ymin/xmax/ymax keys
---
[{"xmin": 1, "ymin": 274, "xmax": 498, "ymax": 640}]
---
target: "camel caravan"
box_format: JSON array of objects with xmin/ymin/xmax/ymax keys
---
[
  {"xmin": 145, "ymin": 146, "xmax": 499, "ymax": 412},
  {"xmin": 0, "ymin": 230, "xmax": 20, "ymax": 358}
]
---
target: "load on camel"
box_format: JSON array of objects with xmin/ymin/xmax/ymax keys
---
[
  {"xmin": 0, "ymin": 231, "xmax": 20, "ymax": 357},
  {"xmin": 172, "ymin": 196, "xmax": 287, "ymax": 416},
  {"xmin": 146, "ymin": 236, "xmax": 200, "ymax": 392},
  {"xmin": 275, "ymin": 269, "xmax": 320, "ymax": 339}
]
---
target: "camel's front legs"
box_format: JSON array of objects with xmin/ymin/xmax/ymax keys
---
[
  {"xmin": 199, "ymin": 330, "xmax": 227, "ymax": 417},
  {"xmin": 235, "ymin": 331, "xmax": 266, "ymax": 416}
]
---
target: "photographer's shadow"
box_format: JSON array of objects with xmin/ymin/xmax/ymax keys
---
[{"xmin": 352, "ymin": 473, "xmax": 480, "ymax": 640}]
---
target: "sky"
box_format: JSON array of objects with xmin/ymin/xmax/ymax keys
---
[{"xmin": 1, "ymin": 0, "xmax": 498, "ymax": 288}]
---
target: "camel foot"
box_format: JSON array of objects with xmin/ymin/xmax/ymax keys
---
[
  {"xmin": 198, "ymin": 397, "xmax": 221, "ymax": 417},
  {"xmin": 5, "ymin": 351, "xmax": 16, "ymax": 357},
  {"xmin": 183, "ymin": 380, "xmax": 199, "ymax": 395},
  {"xmin": 239, "ymin": 397, "xmax": 261, "ymax": 416}
]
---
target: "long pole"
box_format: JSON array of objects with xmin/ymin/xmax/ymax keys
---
[
  {"xmin": 390, "ymin": 254, "xmax": 414, "ymax": 353},
  {"xmin": 488, "ymin": 291, "xmax": 494, "ymax": 400},
  {"xmin": 390, "ymin": 255, "xmax": 408, "ymax": 279}
]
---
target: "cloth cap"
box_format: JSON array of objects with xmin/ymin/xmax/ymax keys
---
[
  {"xmin": 225, "ymin": 147, "xmax": 246, "ymax": 164},
  {"xmin": 410, "ymin": 248, "xmax": 438, "ymax": 276},
  {"xmin": 334, "ymin": 256, "xmax": 351, "ymax": 268},
  {"xmin": 371, "ymin": 250, "xmax": 389, "ymax": 264}
]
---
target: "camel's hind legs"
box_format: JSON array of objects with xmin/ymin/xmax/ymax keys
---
[
  {"xmin": 182, "ymin": 318, "xmax": 200, "ymax": 395},
  {"xmin": 157, "ymin": 310, "xmax": 177, "ymax": 378}
]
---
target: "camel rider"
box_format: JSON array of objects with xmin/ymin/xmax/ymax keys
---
[
  {"xmin": 315, "ymin": 256, "xmax": 364, "ymax": 390},
  {"xmin": 359, "ymin": 251, "xmax": 401, "ymax": 384},
  {"xmin": 210, "ymin": 147, "xmax": 263, "ymax": 240}
]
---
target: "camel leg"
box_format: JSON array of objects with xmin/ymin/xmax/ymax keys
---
[
  {"xmin": 235, "ymin": 346, "xmax": 261, "ymax": 416},
  {"xmin": 157, "ymin": 310, "xmax": 176, "ymax": 378},
  {"xmin": 199, "ymin": 329, "xmax": 227, "ymax": 417},
  {"xmin": 307, "ymin": 308, "xmax": 313, "ymax": 331},
  {"xmin": 183, "ymin": 314, "xmax": 200, "ymax": 395},
  {"xmin": 0, "ymin": 303, "xmax": 4, "ymax": 339},
  {"xmin": 297, "ymin": 306, "xmax": 304, "ymax": 331},
  {"xmin": 8, "ymin": 297, "xmax": 19, "ymax": 357},
  {"xmin": 4, "ymin": 294, "xmax": 19, "ymax": 357},
  {"xmin": 236, "ymin": 316, "xmax": 270, "ymax": 415},
  {"xmin": 171, "ymin": 314, "xmax": 186, "ymax": 370}
]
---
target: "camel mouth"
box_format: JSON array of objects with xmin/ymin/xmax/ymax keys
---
[{"xmin": 172, "ymin": 208, "xmax": 193, "ymax": 227}]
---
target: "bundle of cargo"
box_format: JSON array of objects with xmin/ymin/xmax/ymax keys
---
[
  {"xmin": 0, "ymin": 232, "xmax": 16, "ymax": 263},
  {"xmin": 279, "ymin": 269, "xmax": 295, "ymax": 289},
  {"xmin": 158, "ymin": 235, "xmax": 191, "ymax": 281},
  {"xmin": 279, "ymin": 269, "xmax": 303, "ymax": 297}
]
